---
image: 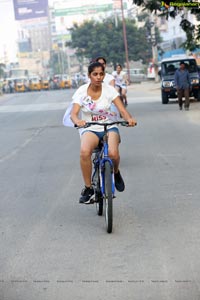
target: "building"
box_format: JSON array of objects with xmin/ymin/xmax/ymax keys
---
[{"xmin": 15, "ymin": 0, "xmax": 129, "ymax": 75}]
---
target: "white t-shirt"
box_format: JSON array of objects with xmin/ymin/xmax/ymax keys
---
[
  {"xmin": 112, "ymin": 70, "xmax": 127, "ymax": 87},
  {"xmin": 103, "ymin": 73, "xmax": 115, "ymax": 85},
  {"xmin": 72, "ymin": 82, "xmax": 119, "ymax": 134}
]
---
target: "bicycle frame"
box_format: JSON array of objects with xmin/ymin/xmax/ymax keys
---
[
  {"xmin": 93, "ymin": 130, "xmax": 115, "ymax": 198},
  {"xmin": 99, "ymin": 130, "xmax": 115, "ymax": 196}
]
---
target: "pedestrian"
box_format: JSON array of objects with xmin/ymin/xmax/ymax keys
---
[{"xmin": 174, "ymin": 62, "xmax": 191, "ymax": 110}]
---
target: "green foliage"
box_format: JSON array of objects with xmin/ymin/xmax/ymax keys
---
[
  {"xmin": 0, "ymin": 63, "xmax": 5, "ymax": 78},
  {"xmin": 132, "ymin": 0, "xmax": 200, "ymax": 50},
  {"xmin": 67, "ymin": 17, "xmax": 157, "ymax": 65},
  {"xmin": 133, "ymin": 0, "xmax": 161, "ymax": 12}
]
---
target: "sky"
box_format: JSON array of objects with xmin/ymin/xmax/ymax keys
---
[{"xmin": 0, "ymin": 0, "xmax": 19, "ymax": 62}]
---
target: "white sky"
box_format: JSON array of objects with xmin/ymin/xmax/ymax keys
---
[{"xmin": 0, "ymin": 0, "xmax": 19, "ymax": 62}]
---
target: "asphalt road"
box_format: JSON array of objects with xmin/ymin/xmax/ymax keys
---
[{"xmin": 0, "ymin": 83, "xmax": 200, "ymax": 300}]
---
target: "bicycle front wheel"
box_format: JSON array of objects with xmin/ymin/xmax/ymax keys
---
[{"xmin": 104, "ymin": 161, "xmax": 113, "ymax": 233}]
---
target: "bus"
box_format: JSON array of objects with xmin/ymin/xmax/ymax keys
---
[{"xmin": 7, "ymin": 68, "xmax": 29, "ymax": 79}]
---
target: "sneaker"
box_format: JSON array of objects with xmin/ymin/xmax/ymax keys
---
[
  {"xmin": 114, "ymin": 170, "xmax": 125, "ymax": 192},
  {"xmin": 79, "ymin": 186, "xmax": 95, "ymax": 204},
  {"xmin": 179, "ymin": 105, "xmax": 182, "ymax": 110}
]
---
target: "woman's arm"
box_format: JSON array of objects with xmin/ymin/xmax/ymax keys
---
[
  {"xmin": 109, "ymin": 79, "xmax": 115, "ymax": 87},
  {"xmin": 123, "ymin": 72, "xmax": 129, "ymax": 85},
  {"xmin": 70, "ymin": 103, "xmax": 86, "ymax": 127},
  {"xmin": 113, "ymin": 97, "xmax": 137, "ymax": 126}
]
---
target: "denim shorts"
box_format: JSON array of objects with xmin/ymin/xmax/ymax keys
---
[{"xmin": 82, "ymin": 127, "xmax": 120, "ymax": 140}]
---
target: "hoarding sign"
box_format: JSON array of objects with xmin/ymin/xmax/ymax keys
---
[
  {"xmin": 13, "ymin": 0, "xmax": 48, "ymax": 20},
  {"xmin": 54, "ymin": 4, "xmax": 113, "ymax": 16}
]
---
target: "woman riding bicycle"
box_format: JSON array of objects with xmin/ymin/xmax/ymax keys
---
[
  {"xmin": 112, "ymin": 64, "xmax": 129, "ymax": 106},
  {"xmin": 69, "ymin": 62, "xmax": 137, "ymax": 204}
]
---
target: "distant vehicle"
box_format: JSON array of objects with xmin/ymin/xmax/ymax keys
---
[
  {"xmin": 124, "ymin": 68, "xmax": 146, "ymax": 83},
  {"xmin": 147, "ymin": 62, "xmax": 161, "ymax": 80},
  {"xmin": 160, "ymin": 55, "xmax": 200, "ymax": 104},
  {"xmin": 14, "ymin": 77, "xmax": 29, "ymax": 93},
  {"xmin": 2, "ymin": 78, "xmax": 15, "ymax": 93},
  {"xmin": 72, "ymin": 72, "xmax": 88, "ymax": 88},
  {"xmin": 53, "ymin": 74, "xmax": 71, "ymax": 89},
  {"xmin": 147, "ymin": 62, "xmax": 155, "ymax": 79},
  {"xmin": 29, "ymin": 76, "xmax": 41, "ymax": 91},
  {"xmin": 7, "ymin": 68, "xmax": 29, "ymax": 79},
  {"xmin": 41, "ymin": 78, "xmax": 50, "ymax": 90}
]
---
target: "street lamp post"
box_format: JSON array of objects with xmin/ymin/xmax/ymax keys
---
[
  {"xmin": 120, "ymin": 0, "xmax": 130, "ymax": 83},
  {"xmin": 150, "ymin": 12, "xmax": 159, "ymax": 83}
]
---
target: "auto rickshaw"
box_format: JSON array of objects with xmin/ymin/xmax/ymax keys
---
[
  {"xmin": 29, "ymin": 77, "xmax": 41, "ymax": 91},
  {"xmin": 41, "ymin": 78, "xmax": 50, "ymax": 90},
  {"xmin": 53, "ymin": 74, "xmax": 72, "ymax": 89},
  {"xmin": 15, "ymin": 77, "xmax": 28, "ymax": 92}
]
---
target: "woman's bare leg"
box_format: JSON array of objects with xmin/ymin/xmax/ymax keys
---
[
  {"xmin": 108, "ymin": 131, "xmax": 120, "ymax": 173},
  {"xmin": 80, "ymin": 131, "xmax": 99, "ymax": 187}
]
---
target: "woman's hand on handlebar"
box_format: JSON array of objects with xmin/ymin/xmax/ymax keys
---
[
  {"xmin": 126, "ymin": 117, "xmax": 137, "ymax": 127},
  {"xmin": 75, "ymin": 120, "xmax": 86, "ymax": 128}
]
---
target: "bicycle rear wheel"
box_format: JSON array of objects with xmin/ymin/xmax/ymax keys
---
[{"xmin": 104, "ymin": 161, "xmax": 113, "ymax": 233}]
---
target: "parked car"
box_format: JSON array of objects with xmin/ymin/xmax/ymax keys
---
[
  {"xmin": 124, "ymin": 68, "xmax": 147, "ymax": 83},
  {"xmin": 160, "ymin": 55, "xmax": 200, "ymax": 104}
]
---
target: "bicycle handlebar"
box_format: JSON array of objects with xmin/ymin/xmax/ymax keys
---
[{"xmin": 74, "ymin": 121, "xmax": 136, "ymax": 129}]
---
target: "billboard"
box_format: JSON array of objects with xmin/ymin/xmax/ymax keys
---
[{"xmin": 13, "ymin": 0, "xmax": 48, "ymax": 20}]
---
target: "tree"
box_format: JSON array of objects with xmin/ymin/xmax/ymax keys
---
[
  {"xmin": 0, "ymin": 63, "xmax": 5, "ymax": 79},
  {"xmin": 132, "ymin": 0, "xmax": 200, "ymax": 51},
  {"xmin": 66, "ymin": 17, "xmax": 161, "ymax": 66}
]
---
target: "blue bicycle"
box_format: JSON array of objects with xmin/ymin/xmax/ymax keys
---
[{"xmin": 79, "ymin": 121, "xmax": 130, "ymax": 233}]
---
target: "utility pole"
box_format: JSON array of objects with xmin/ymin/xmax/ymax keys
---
[
  {"xmin": 120, "ymin": 0, "xmax": 130, "ymax": 83},
  {"xmin": 150, "ymin": 12, "xmax": 159, "ymax": 82}
]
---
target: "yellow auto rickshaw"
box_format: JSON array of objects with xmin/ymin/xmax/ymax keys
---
[
  {"xmin": 29, "ymin": 77, "xmax": 41, "ymax": 91},
  {"xmin": 15, "ymin": 77, "xmax": 28, "ymax": 92},
  {"xmin": 41, "ymin": 78, "xmax": 50, "ymax": 90},
  {"xmin": 54, "ymin": 74, "xmax": 72, "ymax": 89}
]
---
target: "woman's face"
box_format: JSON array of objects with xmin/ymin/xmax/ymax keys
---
[
  {"xmin": 116, "ymin": 65, "xmax": 122, "ymax": 73},
  {"xmin": 97, "ymin": 59, "xmax": 106, "ymax": 69},
  {"xmin": 89, "ymin": 66, "xmax": 105, "ymax": 86}
]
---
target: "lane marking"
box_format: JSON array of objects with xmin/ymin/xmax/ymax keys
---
[
  {"xmin": 0, "ymin": 103, "xmax": 68, "ymax": 113},
  {"xmin": 0, "ymin": 128, "xmax": 43, "ymax": 163}
]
